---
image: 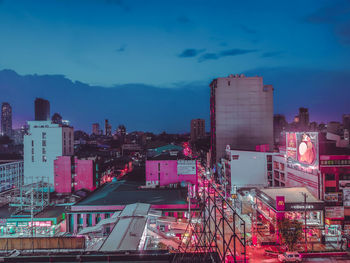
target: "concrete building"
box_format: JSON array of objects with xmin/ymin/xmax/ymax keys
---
[
  {"xmin": 54, "ymin": 156, "xmax": 97, "ymax": 193},
  {"xmin": 1, "ymin": 102, "xmax": 12, "ymax": 137},
  {"xmin": 273, "ymin": 114, "xmax": 287, "ymax": 146},
  {"xmin": 92, "ymin": 123, "xmax": 100, "ymax": 135},
  {"xmin": 35, "ymin": 98, "xmax": 50, "ymax": 121},
  {"xmin": 343, "ymin": 114, "xmax": 350, "ymax": 131},
  {"xmin": 190, "ymin": 119, "xmax": 205, "ymax": 141},
  {"xmin": 105, "ymin": 119, "xmax": 112, "ymax": 136},
  {"xmin": 298, "ymin": 107, "xmax": 309, "ymax": 131},
  {"xmin": 24, "ymin": 121, "xmax": 74, "ymax": 186},
  {"xmin": 210, "ymin": 74, "xmax": 273, "ymax": 165},
  {"xmin": 0, "ymin": 160, "xmax": 23, "ymax": 192}
]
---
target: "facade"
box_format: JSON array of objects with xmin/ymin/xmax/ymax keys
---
[
  {"xmin": 92, "ymin": 123, "xmax": 100, "ymax": 135},
  {"xmin": 35, "ymin": 98, "xmax": 50, "ymax": 121},
  {"xmin": 0, "ymin": 160, "xmax": 23, "ymax": 192},
  {"xmin": 210, "ymin": 74, "xmax": 273, "ymax": 165},
  {"xmin": 222, "ymin": 146, "xmax": 274, "ymax": 189},
  {"xmin": 24, "ymin": 121, "xmax": 74, "ymax": 186},
  {"xmin": 1, "ymin": 102, "xmax": 12, "ymax": 137},
  {"xmin": 190, "ymin": 119, "xmax": 205, "ymax": 141},
  {"xmin": 54, "ymin": 156, "xmax": 97, "ymax": 193},
  {"xmin": 343, "ymin": 114, "xmax": 350, "ymax": 131},
  {"xmin": 105, "ymin": 119, "xmax": 112, "ymax": 136},
  {"xmin": 298, "ymin": 107, "xmax": 309, "ymax": 131},
  {"xmin": 273, "ymin": 114, "xmax": 287, "ymax": 146},
  {"xmin": 146, "ymin": 155, "xmax": 198, "ymax": 188}
]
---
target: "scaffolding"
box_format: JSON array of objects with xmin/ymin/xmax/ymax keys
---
[{"xmin": 173, "ymin": 178, "xmax": 247, "ymax": 263}]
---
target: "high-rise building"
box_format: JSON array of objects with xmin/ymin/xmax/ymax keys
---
[
  {"xmin": 298, "ymin": 107, "xmax": 309, "ymax": 130},
  {"xmin": 92, "ymin": 123, "xmax": 100, "ymax": 135},
  {"xmin": 210, "ymin": 74, "xmax": 273, "ymax": 165},
  {"xmin": 51, "ymin": 113, "xmax": 63, "ymax": 125},
  {"xmin": 273, "ymin": 114, "xmax": 287, "ymax": 145},
  {"xmin": 191, "ymin": 119, "xmax": 205, "ymax": 141},
  {"xmin": 343, "ymin": 114, "xmax": 350, "ymax": 131},
  {"xmin": 35, "ymin": 98, "xmax": 50, "ymax": 121},
  {"xmin": 1, "ymin": 102, "xmax": 12, "ymax": 137},
  {"xmin": 23, "ymin": 120, "xmax": 74, "ymax": 186},
  {"xmin": 105, "ymin": 119, "xmax": 112, "ymax": 136}
]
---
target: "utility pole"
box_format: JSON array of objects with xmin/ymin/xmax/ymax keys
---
[{"xmin": 301, "ymin": 192, "xmax": 308, "ymax": 252}]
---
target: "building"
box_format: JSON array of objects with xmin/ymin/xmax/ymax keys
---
[
  {"xmin": 0, "ymin": 160, "xmax": 23, "ymax": 192},
  {"xmin": 146, "ymin": 153, "xmax": 198, "ymax": 188},
  {"xmin": 327, "ymin": 121, "xmax": 341, "ymax": 135},
  {"xmin": 35, "ymin": 98, "xmax": 50, "ymax": 121},
  {"xmin": 190, "ymin": 119, "xmax": 205, "ymax": 141},
  {"xmin": 210, "ymin": 74, "xmax": 273, "ymax": 165},
  {"xmin": 298, "ymin": 107, "xmax": 309, "ymax": 131},
  {"xmin": 222, "ymin": 145, "xmax": 274, "ymax": 189},
  {"xmin": 54, "ymin": 156, "xmax": 98, "ymax": 193},
  {"xmin": 273, "ymin": 114, "xmax": 287, "ymax": 146},
  {"xmin": 92, "ymin": 123, "xmax": 100, "ymax": 135},
  {"xmin": 343, "ymin": 114, "xmax": 350, "ymax": 131},
  {"xmin": 23, "ymin": 121, "xmax": 74, "ymax": 186},
  {"xmin": 1, "ymin": 102, "xmax": 12, "ymax": 137},
  {"xmin": 105, "ymin": 119, "xmax": 112, "ymax": 136},
  {"xmin": 51, "ymin": 113, "xmax": 63, "ymax": 125}
]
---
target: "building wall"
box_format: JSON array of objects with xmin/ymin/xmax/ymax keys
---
[
  {"xmin": 0, "ymin": 161, "xmax": 23, "ymax": 192},
  {"xmin": 210, "ymin": 75, "xmax": 273, "ymax": 164},
  {"xmin": 24, "ymin": 121, "xmax": 73, "ymax": 186},
  {"xmin": 54, "ymin": 156, "xmax": 72, "ymax": 193},
  {"xmin": 75, "ymin": 159, "xmax": 95, "ymax": 192},
  {"xmin": 285, "ymin": 167, "xmax": 320, "ymax": 199},
  {"xmin": 272, "ymin": 155, "xmax": 286, "ymax": 187},
  {"xmin": 227, "ymin": 150, "xmax": 271, "ymax": 188},
  {"xmin": 191, "ymin": 119, "xmax": 205, "ymax": 141},
  {"xmin": 146, "ymin": 160, "xmax": 197, "ymax": 187}
]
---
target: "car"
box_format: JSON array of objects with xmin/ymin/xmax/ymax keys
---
[{"xmin": 278, "ymin": 252, "xmax": 301, "ymax": 262}]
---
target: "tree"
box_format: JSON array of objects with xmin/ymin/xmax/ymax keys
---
[{"xmin": 278, "ymin": 218, "xmax": 303, "ymax": 251}]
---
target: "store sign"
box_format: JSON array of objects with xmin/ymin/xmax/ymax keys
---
[
  {"xmin": 177, "ymin": 160, "xmax": 196, "ymax": 175},
  {"xmin": 276, "ymin": 196, "xmax": 285, "ymax": 211},
  {"xmin": 343, "ymin": 189, "xmax": 350, "ymax": 207},
  {"xmin": 325, "ymin": 193, "xmax": 341, "ymax": 202},
  {"xmin": 340, "ymin": 181, "xmax": 350, "ymax": 190},
  {"xmin": 325, "ymin": 207, "xmax": 344, "ymax": 219},
  {"xmin": 28, "ymin": 221, "xmax": 52, "ymax": 227},
  {"xmin": 286, "ymin": 203, "xmax": 324, "ymax": 211}
]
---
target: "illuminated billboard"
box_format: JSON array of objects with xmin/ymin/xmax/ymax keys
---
[{"xmin": 286, "ymin": 132, "xmax": 319, "ymax": 169}]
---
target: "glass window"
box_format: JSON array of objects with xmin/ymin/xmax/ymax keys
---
[
  {"xmin": 325, "ymin": 174, "xmax": 335, "ymax": 180},
  {"xmin": 42, "ymin": 132, "xmax": 46, "ymax": 139},
  {"xmin": 42, "ymin": 140, "xmax": 46, "ymax": 146}
]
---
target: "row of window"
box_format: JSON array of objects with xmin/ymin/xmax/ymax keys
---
[
  {"xmin": 321, "ymin": 160, "xmax": 350, "ymax": 166},
  {"xmin": 325, "ymin": 173, "xmax": 350, "ymax": 181}
]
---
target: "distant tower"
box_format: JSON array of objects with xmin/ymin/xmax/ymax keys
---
[
  {"xmin": 1, "ymin": 102, "xmax": 12, "ymax": 137},
  {"xmin": 273, "ymin": 114, "xmax": 287, "ymax": 145},
  {"xmin": 191, "ymin": 119, "xmax": 205, "ymax": 141},
  {"xmin": 51, "ymin": 113, "xmax": 63, "ymax": 125},
  {"xmin": 92, "ymin": 123, "xmax": 100, "ymax": 135},
  {"xmin": 343, "ymin": 114, "xmax": 350, "ymax": 131},
  {"xmin": 298, "ymin": 107, "xmax": 309, "ymax": 131},
  {"xmin": 35, "ymin": 98, "xmax": 50, "ymax": 121},
  {"xmin": 105, "ymin": 119, "xmax": 112, "ymax": 136},
  {"xmin": 117, "ymin": 124, "xmax": 126, "ymax": 143},
  {"xmin": 210, "ymin": 74, "xmax": 273, "ymax": 165}
]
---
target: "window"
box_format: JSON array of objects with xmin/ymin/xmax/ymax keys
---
[
  {"xmin": 42, "ymin": 140, "xmax": 46, "ymax": 146},
  {"xmin": 158, "ymin": 163, "xmax": 160, "ymax": 171},
  {"xmin": 42, "ymin": 156, "xmax": 47, "ymax": 162},
  {"xmin": 31, "ymin": 140, "xmax": 34, "ymax": 147},
  {"xmin": 325, "ymin": 187, "xmax": 336, "ymax": 193},
  {"xmin": 32, "ymin": 156, "xmax": 34, "ymax": 162},
  {"xmin": 42, "ymin": 148, "xmax": 46, "ymax": 154},
  {"xmin": 228, "ymin": 81, "xmax": 230, "ymax": 86},
  {"xmin": 325, "ymin": 173, "xmax": 335, "ymax": 180},
  {"xmin": 32, "ymin": 148, "xmax": 34, "ymax": 154},
  {"xmin": 42, "ymin": 132, "xmax": 46, "ymax": 139}
]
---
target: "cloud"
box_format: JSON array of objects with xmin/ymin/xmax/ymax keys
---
[
  {"xmin": 176, "ymin": 15, "xmax": 191, "ymax": 24},
  {"xmin": 178, "ymin": 48, "xmax": 205, "ymax": 58},
  {"xmin": 115, "ymin": 44, "xmax": 127, "ymax": 52},
  {"xmin": 261, "ymin": 51, "xmax": 283, "ymax": 58},
  {"xmin": 105, "ymin": 0, "xmax": 130, "ymax": 12},
  {"xmin": 198, "ymin": 48, "xmax": 257, "ymax": 62}
]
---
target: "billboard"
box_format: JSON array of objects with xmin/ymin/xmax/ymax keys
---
[
  {"xmin": 286, "ymin": 132, "xmax": 319, "ymax": 169},
  {"xmin": 344, "ymin": 188, "xmax": 350, "ymax": 207},
  {"xmin": 177, "ymin": 160, "xmax": 196, "ymax": 175},
  {"xmin": 324, "ymin": 193, "xmax": 341, "ymax": 202},
  {"xmin": 339, "ymin": 180, "xmax": 350, "ymax": 189},
  {"xmin": 325, "ymin": 207, "xmax": 344, "ymax": 219}
]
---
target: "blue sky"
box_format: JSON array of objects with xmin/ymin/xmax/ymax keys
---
[{"xmin": 0, "ymin": 0, "xmax": 349, "ymax": 132}]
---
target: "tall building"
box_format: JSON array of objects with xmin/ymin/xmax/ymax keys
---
[
  {"xmin": 105, "ymin": 119, "xmax": 112, "ymax": 136},
  {"xmin": 191, "ymin": 119, "xmax": 205, "ymax": 141},
  {"xmin": 1, "ymin": 102, "xmax": 12, "ymax": 137},
  {"xmin": 210, "ymin": 74, "xmax": 273, "ymax": 165},
  {"xmin": 273, "ymin": 114, "xmax": 287, "ymax": 145},
  {"xmin": 24, "ymin": 120, "xmax": 74, "ymax": 186},
  {"xmin": 51, "ymin": 113, "xmax": 63, "ymax": 124},
  {"xmin": 343, "ymin": 114, "xmax": 350, "ymax": 131},
  {"xmin": 298, "ymin": 107, "xmax": 309, "ymax": 130},
  {"xmin": 35, "ymin": 98, "xmax": 50, "ymax": 121},
  {"xmin": 92, "ymin": 123, "xmax": 100, "ymax": 135}
]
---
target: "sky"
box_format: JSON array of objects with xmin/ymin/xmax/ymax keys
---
[{"xmin": 0, "ymin": 0, "xmax": 349, "ymax": 133}]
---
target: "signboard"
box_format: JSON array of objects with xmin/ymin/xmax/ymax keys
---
[
  {"xmin": 285, "ymin": 202, "xmax": 324, "ymax": 211},
  {"xmin": 276, "ymin": 196, "xmax": 285, "ymax": 211},
  {"xmin": 325, "ymin": 207, "xmax": 344, "ymax": 219},
  {"xmin": 286, "ymin": 132, "xmax": 319, "ymax": 170},
  {"xmin": 177, "ymin": 160, "xmax": 196, "ymax": 175},
  {"xmin": 325, "ymin": 193, "xmax": 341, "ymax": 202},
  {"xmin": 343, "ymin": 188, "xmax": 350, "ymax": 207},
  {"xmin": 340, "ymin": 180, "xmax": 350, "ymax": 189}
]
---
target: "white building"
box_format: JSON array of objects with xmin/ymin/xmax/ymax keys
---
[
  {"xmin": 0, "ymin": 160, "xmax": 23, "ymax": 192},
  {"xmin": 24, "ymin": 121, "xmax": 73, "ymax": 186},
  {"xmin": 222, "ymin": 146, "xmax": 274, "ymax": 190}
]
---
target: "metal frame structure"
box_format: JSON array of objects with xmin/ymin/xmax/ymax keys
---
[{"xmin": 173, "ymin": 176, "xmax": 247, "ymax": 262}]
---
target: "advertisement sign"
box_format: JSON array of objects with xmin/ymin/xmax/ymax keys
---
[
  {"xmin": 276, "ymin": 196, "xmax": 285, "ymax": 211},
  {"xmin": 343, "ymin": 188, "xmax": 350, "ymax": 207},
  {"xmin": 286, "ymin": 132, "xmax": 319, "ymax": 169},
  {"xmin": 324, "ymin": 193, "xmax": 341, "ymax": 202},
  {"xmin": 177, "ymin": 160, "xmax": 196, "ymax": 175},
  {"xmin": 325, "ymin": 207, "xmax": 344, "ymax": 219},
  {"xmin": 339, "ymin": 181, "xmax": 350, "ymax": 189}
]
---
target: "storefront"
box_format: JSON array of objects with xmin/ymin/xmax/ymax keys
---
[{"xmin": 255, "ymin": 187, "xmax": 325, "ymax": 244}]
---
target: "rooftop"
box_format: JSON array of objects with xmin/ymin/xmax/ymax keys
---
[{"xmin": 260, "ymin": 187, "xmax": 322, "ymax": 203}]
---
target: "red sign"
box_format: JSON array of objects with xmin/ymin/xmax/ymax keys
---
[{"xmin": 276, "ymin": 196, "xmax": 285, "ymax": 211}]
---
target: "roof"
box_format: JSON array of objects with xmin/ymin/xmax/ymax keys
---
[
  {"xmin": 35, "ymin": 205, "xmax": 65, "ymax": 219},
  {"xmin": 260, "ymin": 187, "xmax": 322, "ymax": 203}
]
